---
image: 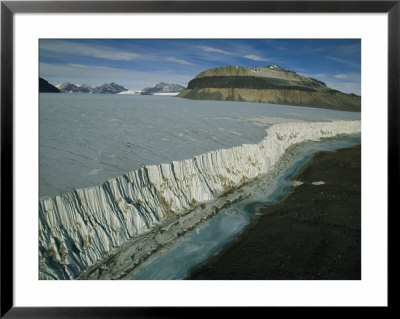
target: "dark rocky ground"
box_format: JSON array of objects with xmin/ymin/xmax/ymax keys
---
[{"xmin": 187, "ymin": 145, "xmax": 361, "ymax": 280}]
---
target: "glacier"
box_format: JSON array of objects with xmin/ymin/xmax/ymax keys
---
[
  {"xmin": 39, "ymin": 94, "xmax": 361, "ymax": 198},
  {"xmin": 39, "ymin": 120, "xmax": 360, "ymax": 280}
]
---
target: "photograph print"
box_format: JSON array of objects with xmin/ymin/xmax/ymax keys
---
[{"xmin": 39, "ymin": 39, "xmax": 361, "ymax": 280}]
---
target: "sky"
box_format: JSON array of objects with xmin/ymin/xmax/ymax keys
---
[{"xmin": 40, "ymin": 39, "xmax": 361, "ymax": 95}]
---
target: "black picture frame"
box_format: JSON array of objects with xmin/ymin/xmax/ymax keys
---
[{"xmin": 1, "ymin": 1, "xmax": 396, "ymax": 317}]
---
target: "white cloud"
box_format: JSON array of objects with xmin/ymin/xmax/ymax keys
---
[
  {"xmin": 200, "ymin": 46, "xmax": 232, "ymax": 55},
  {"xmin": 327, "ymin": 56, "xmax": 360, "ymax": 69},
  {"xmin": 301, "ymin": 72, "xmax": 328, "ymax": 79},
  {"xmin": 243, "ymin": 54, "xmax": 272, "ymax": 62},
  {"xmin": 333, "ymin": 73, "xmax": 360, "ymax": 81},
  {"xmin": 298, "ymin": 70, "xmax": 360, "ymax": 95},
  {"xmin": 40, "ymin": 40, "xmax": 142, "ymax": 61},
  {"xmin": 337, "ymin": 43, "xmax": 361, "ymax": 57},
  {"xmin": 166, "ymin": 57, "xmax": 194, "ymax": 65},
  {"xmin": 325, "ymin": 80, "xmax": 361, "ymax": 95},
  {"xmin": 40, "ymin": 62, "xmax": 130, "ymax": 80}
]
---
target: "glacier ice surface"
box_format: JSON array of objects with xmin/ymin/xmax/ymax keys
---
[
  {"xmin": 39, "ymin": 102, "xmax": 361, "ymax": 279},
  {"xmin": 40, "ymin": 94, "xmax": 360, "ymax": 197}
]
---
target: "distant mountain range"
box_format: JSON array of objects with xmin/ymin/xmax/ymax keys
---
[
  {"xmin": 39, "ymin": 79, "xmax": 185, "ymax": 95},
  {"xmin": 56, "ymin": 82, "xmax": 128, "ymax": 94},
  {"xmin": 178, "ymin": 65, "xmax": 361, "ymax": 111}
]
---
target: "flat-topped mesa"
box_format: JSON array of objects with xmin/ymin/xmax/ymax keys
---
[
  {"xmin": 178, "ymin": 65, "xmax": 360, "ymax": 111},
  {"xmin": 197, "ymin": 65, "xmax": 305, "ymax": 80},
  {"xmin": 195, "ymin": 65, "xmax": 328, "ymax": 89}
]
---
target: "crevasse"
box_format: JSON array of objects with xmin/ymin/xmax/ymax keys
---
[{"xmin": 39, "ymin": 120, "xmax": 361, "ymax": 280}]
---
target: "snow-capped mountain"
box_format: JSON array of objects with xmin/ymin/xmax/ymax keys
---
[
  {"xmin": 57, "ymin": 82, "xmax": 94, "ymax": 93},
  {"xmin": 56, "ymin": 82, "xmax": 127, "ymax": 94},
  {"xmin": 91, "ymin": 82, "xmax": 127, "ymax": 94},
  {"xmin": 140, "ymin": 82, "xmax": 185, "ymax": 95}
]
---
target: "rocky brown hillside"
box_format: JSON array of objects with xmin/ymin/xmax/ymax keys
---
[{"xmin": 177, "ymin": 65, "xmax": 360, "ymax": 111}]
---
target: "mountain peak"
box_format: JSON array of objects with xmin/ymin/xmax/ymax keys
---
[
  {"xmin": 39, "ymin": 78, "xmax": 61, "ymax": 93},
  {"xmin": 140, "ymin": 82, "xmax": 185, "ymax": 95},
  {"xmin": 266, "ymin": 64, "xmax": 283, "ymax": 70}
]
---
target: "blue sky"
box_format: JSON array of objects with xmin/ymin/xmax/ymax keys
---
[{"xmin": 40, "ymin": 39, "xmax": 361, "ymax": 95}]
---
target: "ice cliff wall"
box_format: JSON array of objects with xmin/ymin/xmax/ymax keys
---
[{"xmin": 39, "ymin": 120, "xmax": 361, "ymax": 280}]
